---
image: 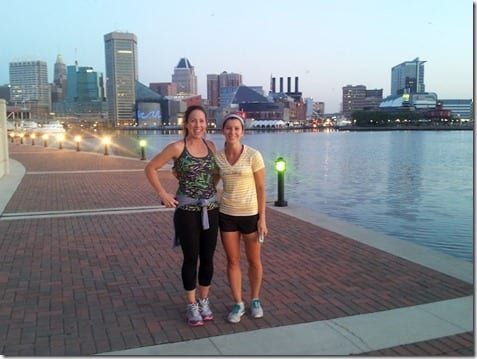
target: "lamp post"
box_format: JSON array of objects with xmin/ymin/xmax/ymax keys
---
[
  {"xmin": 102, "ymin": 136, "xmax": 110, "ymax": 156},
  {"xmin": 42, "ymin": 134, "xmax": 49, "ymax": 147},
  {"xmin": 74, "ymin": 135, "xmax": 81, "ymax": 152},
  {"xmin": 57, "ymin": 134, "xmax": 65, "ymax": 149},
  {"xmin": 19, "ymin": 132, "xmax": 24, "ymax": 144},
  {"xmin": 9, "ymin": 132, "xmax": 15, "ymax": 143},
  {"xmin": 274, "ymin": 157, "xmax": 288, "ymax": 207},
  {"xmin": 31, "ymin": 133, "xmax": 36, "ymax": 145},
  {"xmin": 139, "ymin": 139, "xmax": 147, "ymax": 160}
]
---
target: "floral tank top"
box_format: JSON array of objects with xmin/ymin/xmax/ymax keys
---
[{"xmin": 174, "ymin": 139, "xmax": 219, "ymax": 211}]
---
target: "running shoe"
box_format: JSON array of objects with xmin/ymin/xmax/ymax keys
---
[
  {"xmin": 227, "ymin": 302, "xmax": 245, "ymax": 323},
  {"xmin": 198, "ymin": 297, "xmax": 213, "ymax": 321},
  {"xmin": 250, "ymin": 299, "xmax": 263, "ymax": 319},
  {"xmin": 186, "ymin": 302, "xmax": 204, "ymax": 326}
]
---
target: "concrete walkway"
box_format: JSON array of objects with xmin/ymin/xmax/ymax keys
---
[
  {"xmin": 102, "ymin": 296, "xmax": 472, "ymax": 355},
  {"xmin": 0, "ymin": 143, "xmax": 473, "ymax": 356}
]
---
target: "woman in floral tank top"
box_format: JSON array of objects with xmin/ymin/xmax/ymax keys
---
[{"xmin": 145, "ymin": 105, "xmax": 219, "ymax": 327}]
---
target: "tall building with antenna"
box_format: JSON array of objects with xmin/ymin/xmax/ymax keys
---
[{"xmin": 104, "ymin": 31, "xmax": 138, "ymax": 126}]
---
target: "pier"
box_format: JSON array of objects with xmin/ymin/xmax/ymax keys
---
[{"xmin": 0, "ymin": 142, "xmax": 473, "ymax": 356}]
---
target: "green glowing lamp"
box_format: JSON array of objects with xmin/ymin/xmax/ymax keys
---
[
  {"xmin": 274, "ymin": 157, "xmax": 288, "ymax": 207},
  {"xmin": 275, "ymin": 157, "xmax": 287, "ymax": 173}
]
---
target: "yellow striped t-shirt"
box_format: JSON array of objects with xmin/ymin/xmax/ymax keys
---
[{"xmin": 215, "ymin": 145, "xmax": 265, "ymax": 216}]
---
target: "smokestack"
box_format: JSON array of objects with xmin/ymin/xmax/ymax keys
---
[
  {"xmin": 287, "ymin": 77, "xmax": 291, "ymax": 93},
  {"xmin": 295, "ymin": 77, "xmax": 299, "ymax": 93},
  {"xmin": 279, "ymin": 77, "xmax": 283, "ymax": 93},
  {"xmin": 272, "ymin": 77, "xmax": 276, "ymax": 93}
]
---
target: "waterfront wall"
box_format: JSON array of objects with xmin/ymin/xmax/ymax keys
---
[
  {"xmin": 0, "ymin": 99, "xmax": 8, "ymax": 178},
  {"xmin": 336, "ymin": 124, "xmax": 474, "ymax": 131}
]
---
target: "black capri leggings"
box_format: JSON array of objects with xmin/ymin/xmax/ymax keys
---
[{"xmin": 174, "ymin": 207, "xmax": 219, "ymax": 291}]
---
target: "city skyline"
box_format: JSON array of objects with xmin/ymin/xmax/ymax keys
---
[{"xmin": 1, "ymin": 0, "xmax": 473, "ymax": 113}]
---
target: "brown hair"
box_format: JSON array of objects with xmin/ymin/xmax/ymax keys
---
[{"xmin": 183, "ymin": 105, "xmax": 208, "ymax": 137}]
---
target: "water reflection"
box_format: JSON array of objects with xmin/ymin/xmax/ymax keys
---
[{"xmin": 386, "ymin": 131, "xmax": 423, "ymax": 222}]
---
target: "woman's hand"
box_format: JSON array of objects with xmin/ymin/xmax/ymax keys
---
[
  {"xmin": 258, "ymin": 219, "xmax": 268, "ymax": 237},
  {"xmin": 161, "ymin": 193, "xmax": 179, "ymax": 208}
]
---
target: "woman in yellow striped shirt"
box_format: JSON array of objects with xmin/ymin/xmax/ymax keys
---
[{"xmin": 215, "ymin": 113, "xmax": 268, "ymax": 323}]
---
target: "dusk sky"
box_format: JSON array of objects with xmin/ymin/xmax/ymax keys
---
[{"xmin": 2, "ymin": 0, "xmax": 473, "ymax": 113}]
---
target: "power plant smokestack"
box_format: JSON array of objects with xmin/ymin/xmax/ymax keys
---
[
  {"xmin": 271, "ymin": 77, "xmax": 276, "ymax": 93},
  {"xmin": 279, "ymin": 77, "xmax": 283, "ymax": 93},
  {"xmin": 287, "ymin": 77, "xmax": 291, "ymax": 93},
  {"xmin": 295, "ymin": 77, "xmax": 299, "ymax": 93}
]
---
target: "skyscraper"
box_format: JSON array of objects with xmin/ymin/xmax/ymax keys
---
[
  {"xmin": 9, "ymin": 60, "xmax": 50, "ymax": 119},
  {"xmin": 52, "ymin": 55, "xmax": 67, "ymax": 103},
  {"xmin": 172, "ymin": 58, "xmax": 197, "ymax": 96},
  {"xmin": 65, "ymin": 65, "xmax": 104, "ymax": 103},
  {"xmin": 391, "ymin": 57, "xmax": 426, "ymax": 96},
  {"xmin": 59, "ymin": 62, "xmax": 106, "ymax": 117},
  {"xmin": 104, "ymin": 31, "xmax": 138, "ymax": 126}
]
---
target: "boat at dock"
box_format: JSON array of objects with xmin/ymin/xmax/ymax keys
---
[
  {"xmin": 33, "ymin": 121, "xmax": 66, "ymax": 135},
  {"xmin": 8, "ymin": 120, "xmax": 66, "ymax": 136},
  {"xmin": 15, "ymin": 120, "xmax": 39, "ymax": 134}
]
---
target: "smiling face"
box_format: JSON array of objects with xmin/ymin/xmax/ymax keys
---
[
  {"xmin": 222, "ymin": 118, "xmax": 244, "ymax": 144},
  {"xmin": 185, "ymin": 109, "xmax": 208, "ymax": 138}
]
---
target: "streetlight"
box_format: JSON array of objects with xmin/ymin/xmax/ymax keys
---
[
  {"xmin": 274, "ymin": 157, "xmax": 288, "ymax": 207},
  {"xmin": 31, "ymin": 133, "xmax": 36, "ymax": 145},
  {"xmin": 102, "ymin": 136, "xmax": 110, "ymax": 155},
  {"xmin": 57, "ymin": 134, "xmax": 65, "ymax": 149},
  {"xmin": 139, "ymin": 139, "xmax": 147, "ymax": 160},
  {"xmin": 74, "ymin": 135, "xmax": 82, "ymax": 152},
  {"xmin": 42, "ymin": 134, "xmax": 49, "ymax": 147}
]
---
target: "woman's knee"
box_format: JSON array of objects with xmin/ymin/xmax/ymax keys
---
[
  {"xmin": 247, "ymin": 257, "xmax": 262, "ymax": 271},
  {"xmin": 227, "ymin": 256, "xmax": 241, "ymax": 269}
]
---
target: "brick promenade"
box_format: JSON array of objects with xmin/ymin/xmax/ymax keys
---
[{"xmin": 0, "ymin": 143, "xmax": 474, "ymax": 355}]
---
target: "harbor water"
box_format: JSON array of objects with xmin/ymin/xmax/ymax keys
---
[{"xmin": 56, "ymin": 128, "xmax": 474, "ymax": 262}]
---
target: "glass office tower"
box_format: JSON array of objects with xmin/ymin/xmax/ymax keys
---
[
  {"xmin": 391, "ymin": 57, "xmax": 426, "ymax": 96},
  {"xmin": 104, "ymin": 32, "xmax": 138, "ymax": 126}
]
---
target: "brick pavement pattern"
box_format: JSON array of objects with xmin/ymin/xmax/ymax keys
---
[{"xmin": 0, "ymin": 144, "xmax": 473, "ymax": 355}]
